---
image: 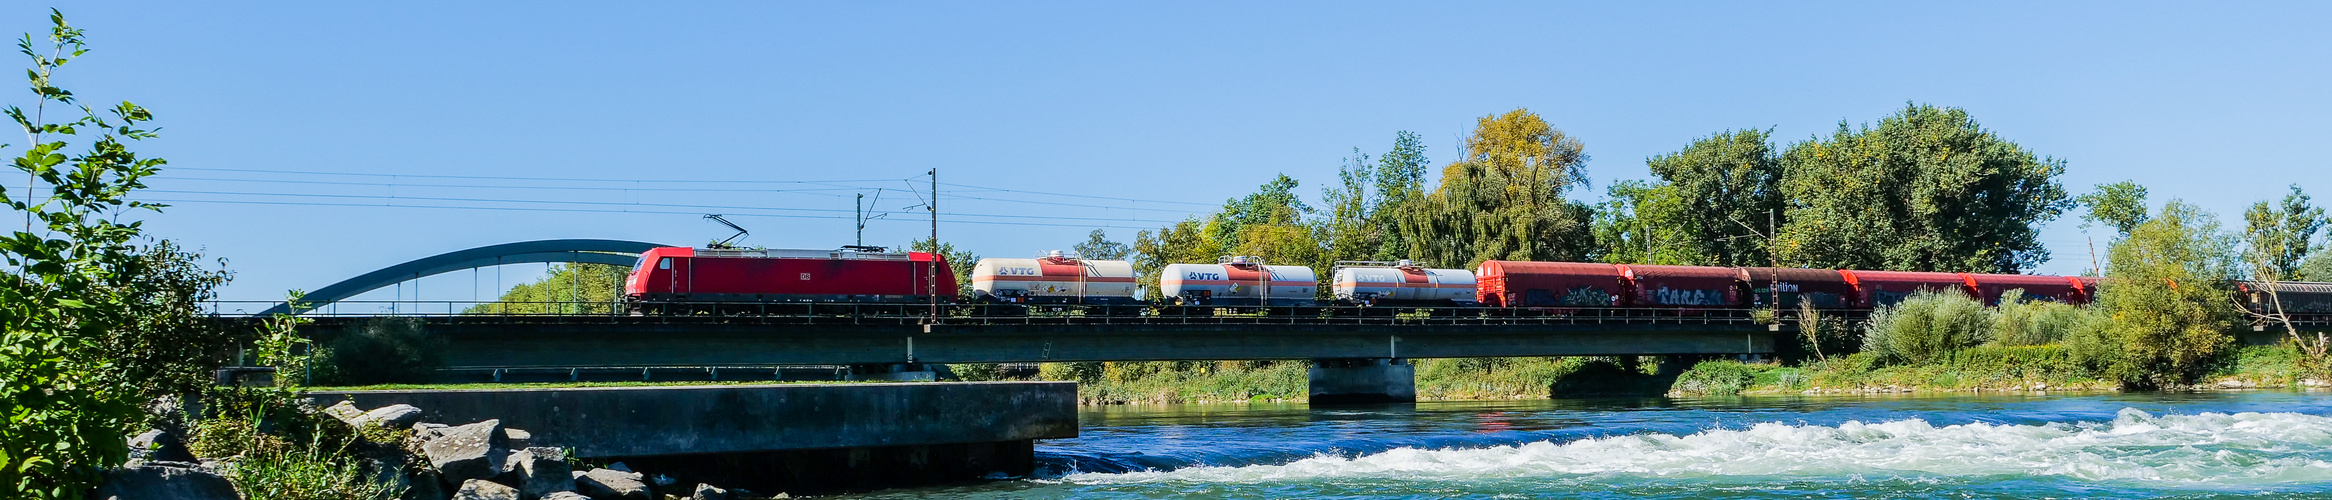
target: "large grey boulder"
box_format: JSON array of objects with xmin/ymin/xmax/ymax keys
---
[
  {"xmin": 455, "ymin": 479, "xmax": 521, "ymax": 500},
  {"xmin": 422, "ymin": 419, "xmax": 510, "ymax": 485},
  {"xmin": 575, "ymin": 468, "xmax": 652, "ymax": 500},
  {"xmin": 510, "ymin": 447, "xmax": 576, "ymax": 499},
  {"xmin": 358, "ymin": 404, "xmax": 427, "ymax": 429},
  {"xmin": 89, "ymin": 462, "xmax": 238, "ymax": 500},
  {"xmin": 324, "ymin": 400, "xmax": 367, "ymax": 424},
  {"xmin": 690, "ymin": 483, "xmax": 728, "ymax": 500},
  {"xmin": 129, "ymin": 429, "xmax": 196, "ymax": 463},
  {"xmin": 503, "ymin": 428, "xmax": 534, "ymax": 449}
]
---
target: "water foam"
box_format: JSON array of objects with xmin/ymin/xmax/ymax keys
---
[{"xmin": 1063, "ymin": 408, "xmax": 2332, "ymax": 488}]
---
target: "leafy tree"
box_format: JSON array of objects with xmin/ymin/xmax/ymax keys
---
[
  {"xmin": 1643, "ymin": 128, "xmax": 1783, "ymax": 266},
  {"xmin": 1071, "ymin": 229, "xmax": 1129, "ymax": 260},
  {"xmin": 910, "ymin": 238, "xmax": 979, "ymax": 297},
  {"xmin": 465, "ymin": 263, "xmax": 629, "ymax": 314},
  {"xmin": 2240, "ymin": 184, "xmax": 2326, "ymax": 280},
  {"xmin": 1207, "ymin": 174, "xmax": 1310, "ymax": 250},
  {"xmin": 1404, "ymin": 109, "xmax": 1595, "ymax": 268},
  {"xmin": 1372, "ymin": 131, "xmax": 1428, "ymax": 261},
  {"xmin": 99, "ymin": 240, "xmax": 235, "ymax": 399},
  {"xmin": 1775, "ymin": 104, "xmax": 2072, "ymax": 273},
  {"xmin": 1, "ymin": 11, "xmax": 229, "ymax": 497},
  {"xmin": 2238, "ymin": 185, "xmax": 2328, "ymax": 370},
  {"xmin": 1319, "ymin": 149, "xmax": 1376, "ymax": 264},
  {"xmin": 2078, "ymin": 201, "xmax": 2241, "ymax": 388},
  {"xmin": 2077, "ymin": 181, "xmax": 2150, "ymax": 238},
  {"xmin": 2304, "ymin": 251, "xmax": 2332, "ymax": 282},
  {"xmin": 1592, "ymin": 180, "xmax": 1707, "ymax": 265},
  {"xmin": 1132, "ymin": 218, "xmax": 1218, "ymax": 299}
]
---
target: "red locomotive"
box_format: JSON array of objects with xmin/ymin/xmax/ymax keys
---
[{"xmin": 623, "ymin": 246, "xmax": 955, "ymax": 303}]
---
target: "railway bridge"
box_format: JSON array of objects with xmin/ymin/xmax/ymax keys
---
[
  {"xmin": 251, "ymin": 303, "xmax": 1803, "ymax": 403},
  {"xmin": 233, "ymin": 237, "xmax": 1813, "ymax": 402}
]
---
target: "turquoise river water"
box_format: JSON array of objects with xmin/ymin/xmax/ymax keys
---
[{"xmin": 842, "ymin": 391, "xmax": 2332, "ymax": 499}]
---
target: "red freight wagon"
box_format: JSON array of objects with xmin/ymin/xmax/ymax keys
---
[
  {"xmin": 1839, "ymin": 270, "xmax": 1974, "ymax": 308},
  {"xmin": 1617, "ymin": 264, "xmax": 1741, "ymax": 307},
  {"xmin": 1739, "ymin": 267, "xmax": 1857, "ymax": 308},
  {"xmin": 1475, "ymin": 261, "xmax": 1625, "ymax": 308},
  {"xmin": 1966, "ymin": 273, "xmax": 2086, "ymax": 305},
  {"xmin": 624, "ymin": 246, "xmax": 956, "ymax": 302}
]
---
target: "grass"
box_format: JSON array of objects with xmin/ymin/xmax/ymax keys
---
[
  {"xmin": 2209, "ymin": 344, "xmax": 2314, "ymax": 388},
  {"xmin": 1673, "ymin": 345, "xmax": 2124, "ymax": 396},
  {"xmin": 1039, "ymin": 361, "xmax": 1309, "ymax": 405}
]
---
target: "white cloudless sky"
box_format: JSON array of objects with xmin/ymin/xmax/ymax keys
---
[{"xmin": 4, "ymin": 1, "xmax": 2326, "ymax": 307}]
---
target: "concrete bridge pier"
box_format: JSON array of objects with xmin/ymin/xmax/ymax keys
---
[{"xmin": 1309, "ymin": 358, "xmax": 1415, "ymax": 404}]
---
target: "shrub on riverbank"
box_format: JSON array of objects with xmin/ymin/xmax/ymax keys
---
[
  {"xmin": 1864, "ymin": 291, "xmax": 1996, "ymax": 365},
  {"xmin": 1674, "ymin": 345, "xmax": 2115, "ymax": 395}
]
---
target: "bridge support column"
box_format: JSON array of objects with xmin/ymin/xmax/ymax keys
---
[{"xmin": 1309, "ymin": 358, "xmax": 1414, "ymax": 404}]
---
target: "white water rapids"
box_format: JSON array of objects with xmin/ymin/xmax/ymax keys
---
[{"xmin": 1062, "ymin": 408, "xmax": 2332, "ymax": 488}]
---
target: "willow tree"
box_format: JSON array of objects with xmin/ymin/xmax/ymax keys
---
[
  {"xmin": 1776, "ymin": 104, "xmax": 2072, "ymax": 273},
  {"xmin": 1405, "ymin": 109, "xmax": 1595, "ymax": 268}
]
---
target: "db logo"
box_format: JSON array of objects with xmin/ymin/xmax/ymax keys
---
[{"xmin": 800, "ymin": 273, "xmax": 812, "ymax": 280}]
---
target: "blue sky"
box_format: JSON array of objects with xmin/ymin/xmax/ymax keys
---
[{"xmin": 5, "ymin": 2, "xmax": 2327, "ymax": 307}]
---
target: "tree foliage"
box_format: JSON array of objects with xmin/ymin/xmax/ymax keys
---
[
  {"xmin": 1071, "ymin": 229, "xmax": 1129, "ymax": 260},
  {"xmin": 2079, "ymin": 201, "xmax": 2241, "ymax": 387},
  {"xmin": 1, "ymin": 11, "xmax": 230, "ymax": 497},
  {"xmin": 1643, "ymin": 128, "xmax": 1783, "ymax": 266},
  {"xmin": 2240, "ymin": 184, "xmax": 2326, "ymax": 281},
  {"xmin": 1404, "ymin": 109, "xmax": 1595, "ymax": 267},
  {"xmin": 2077, "ymin": 180, "xmax": 2151, "ymax": 239},
  {"xmin": 465, "ymin": 263, "xmax": 628, "ymax": 314},
  {"xmin": 1775, "ymin": 104, "xmax": 2072, "ymax": 273},
  {"xmin": 1592, "ymin": 179, "xmax": 1705, "ymax": 265},
  {"xmin": 1372, "ymin": 131, "xmax": 1429, "ymax": 261}
]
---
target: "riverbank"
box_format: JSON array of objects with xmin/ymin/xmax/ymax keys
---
[
  {"xmin": 1673, "ymin": 344, "xmax": 2321, "ymax": 396},
  {"xmin": 1031, "ymin": 344, "xmax": 2325, "ymax": 405}
]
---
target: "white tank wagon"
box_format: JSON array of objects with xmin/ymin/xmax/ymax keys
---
[
  {"xmin": 969, "ymin": 250, "xmax": 1139, "ymax": 304},
  {"xmin": 1157, "ymin": 256, "xmax": 1319, "ymax": 306},
  {"xmin": 1331, "ymin": 260, "xmax": 1479, "ymax": 305}
]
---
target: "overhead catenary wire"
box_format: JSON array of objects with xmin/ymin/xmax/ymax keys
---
[
  {"xmin": 142, "ymin": 198, "xmax": 1161, "ymax": 229},
  {"xmin": 154, "ymin": 171, "xmax": 1209, "ymax": 213}
]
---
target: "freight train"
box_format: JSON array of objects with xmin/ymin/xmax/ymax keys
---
[{"xmin": 620, "ymin": 244, "xmax": 2324, "ymax": 319}]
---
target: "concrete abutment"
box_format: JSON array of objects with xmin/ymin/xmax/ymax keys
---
[
  {"xmin": 308, "ymin": 381, "xmax": 1074, "ymax": 494},
  {"xmin": 1309, "ymin": 358, "xmax": 1416, "ymax": 404}
]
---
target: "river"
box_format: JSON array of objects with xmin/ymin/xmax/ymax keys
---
[{"xmin": 844, "ymin": 391, "xmax": 2332, "ymax": 499}]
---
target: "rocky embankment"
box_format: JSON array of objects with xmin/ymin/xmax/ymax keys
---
[{"xmin": 93, "ymin": 401, "xmax": 783, "ymax": 500}]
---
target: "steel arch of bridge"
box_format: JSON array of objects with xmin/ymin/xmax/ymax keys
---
[{"xmin": 257, "ymin": 239, "xmax": 668, "ymax": 317}]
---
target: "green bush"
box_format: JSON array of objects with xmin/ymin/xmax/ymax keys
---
[
  {"xmin": 314, "ymin": 318, "xmax": 445, "ymax": 386},
  {"xmin": 1671, "ymin": 360, "xmax": 1758, "ymax": 396},
  {"xmin": 1863, "ymin": 289, "xmax": 1994, "ymax": 365},
  {"xmin": 1991, "ymin": 296, "xmax": 2089, "ymax": 346},
  {"xmin": 2082, "ymin": 201, "xmax": 2244, "ymax": 388},
  {"xmin": 1036, "ymin": 362, "xmax": 1103, "ymax": 384},
  {"xmin": 948, "ymin": 363, "xmax": 1009, "ymax": 381}
]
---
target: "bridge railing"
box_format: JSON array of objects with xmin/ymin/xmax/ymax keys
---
[{"xmin": 207, "ymin": 300, "xmax": 1882, "ymax": 327}]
